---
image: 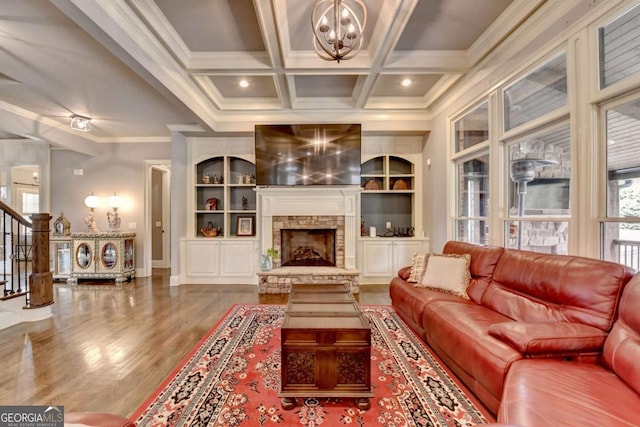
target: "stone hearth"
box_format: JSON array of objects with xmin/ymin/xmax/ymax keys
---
[{"xmin": 257, "ymin": 267, "xmax": 360, "ymax": 293}]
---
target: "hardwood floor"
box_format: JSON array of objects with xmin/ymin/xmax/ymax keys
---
[{"xmin": 0, "ymin": 270, "xmax": 390, "ymax": 418}]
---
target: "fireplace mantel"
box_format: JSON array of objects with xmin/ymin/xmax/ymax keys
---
[{"xmin": 256, "ymin": 186, "xmax": 360, "ymax": 269}]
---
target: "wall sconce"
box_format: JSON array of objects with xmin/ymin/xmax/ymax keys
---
[
  {"xmin": 84, "ymin": 192, "xmax": 100, "ymax": 233},
  {"xmin": 70, "ymin": 115, "xmax": 91, "ymax": 132},
  {"xmin": 107, "ymin": 193, "xmax": 122, "ymax": 231}
]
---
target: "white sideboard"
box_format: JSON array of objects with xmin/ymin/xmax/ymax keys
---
[{"xmin": 64, "ymin": 232, "xmax": 136, "ymax": 284}]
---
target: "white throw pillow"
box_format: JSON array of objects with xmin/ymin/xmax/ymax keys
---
[
  {"xmin": 417, "ymin": 253, "xmax": 471, "ymax": 299},
  {"xmin": 407, "ymin": 253, "xmax": 427, "ymax": 283}
]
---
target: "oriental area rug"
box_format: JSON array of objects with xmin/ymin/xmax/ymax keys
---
[{"xmin": 131, "ymin": 304, "xmax": 491, "ymax": 426}]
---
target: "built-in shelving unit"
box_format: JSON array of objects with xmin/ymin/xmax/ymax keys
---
[
  {"xmin": 358, "ymin": 153, "xmax": 428, "ymax": 284},
  {"xmin": 360, "ymin": 155, "xmax": 415, "ymax": 235},
  {"xmin": 195, "ymin": 156, "xmax": 257, "ymax": 238}
]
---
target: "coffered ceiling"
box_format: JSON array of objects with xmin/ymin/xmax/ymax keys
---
[{"xmin": 0, "ymin": 0, "xmax": 544, "ymax": 151}]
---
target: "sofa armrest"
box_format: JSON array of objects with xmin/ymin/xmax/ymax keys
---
[
  {"xmin": 488, "ymin": 322, "xmax": 607, "ymax": 356},
  {"xmin": 397, "ymin": 265, "xmax": 412, "ymax": 280}
]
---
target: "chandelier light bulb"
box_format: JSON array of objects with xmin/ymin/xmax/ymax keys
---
[
  {"xmin": 340, "ymin": 8, "xmax": 351, "ymax": 25},
  {"xmin": 347, "ymin": 24, "xmax": 357, "ymax": 39},
  {"xmin": 328, "ymin": 30, "xmax": 336, "ymax": 44},
  {"xmin": 319, "ymin": 16, "xmax": 329, "ymax": 32}
]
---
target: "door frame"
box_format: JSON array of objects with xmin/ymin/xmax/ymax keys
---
[{"xmin": 144, "ymin": 160, "xmax": 171, "ymax": 276}]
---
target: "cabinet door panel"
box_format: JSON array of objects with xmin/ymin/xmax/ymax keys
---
[
  {"xmin": 362, "ymin": 241, "xmax": 393, "ymax": 277},
  {"xmin": 73, "ymin": 239, "xmax": 95, "ymax": 273},
  {"xmin": 220, "ymin": 241, "xmax": 255, "ymax": 276},
  {"xmin": 392, "ymin": 241, "xmax": 423, "ymax": 274},
  {"xmin": 186, "ymin": 241, "xmax": 220, "ymax": 275},
  {"xmin": 97, "ymin": 239, "xmax": 119, "ymax": 273}
]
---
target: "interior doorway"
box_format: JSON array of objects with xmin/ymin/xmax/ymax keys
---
[{"xmin": 145, "ymin": 161, "xmax": 171, "ymax": 274}]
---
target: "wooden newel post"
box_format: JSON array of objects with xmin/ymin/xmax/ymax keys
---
[{"xmin": 28, "ymin": 213, "xmax": 54, "ymax": 308}]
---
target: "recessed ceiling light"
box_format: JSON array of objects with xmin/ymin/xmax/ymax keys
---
[
  {"xmin": 401, "ymin": 78, "xmax": 412, "ymax": 87},
  {"xmin": 239, "ymin": 80, "xmax": 249, "ymax": 88}
]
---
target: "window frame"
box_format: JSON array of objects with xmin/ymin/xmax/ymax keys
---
[{"xmin": 451, "ymin": 99, "xmax": 492, "ymax": 244}]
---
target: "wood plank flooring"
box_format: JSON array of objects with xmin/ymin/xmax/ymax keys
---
[{"xmin": 0, "ymin": 270, "xmax": 390, "ymax": 418}]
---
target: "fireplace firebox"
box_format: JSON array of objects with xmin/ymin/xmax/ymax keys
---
[{"xmin": 281, "ymin": 229, "xmax": 336, "ymax": 267}]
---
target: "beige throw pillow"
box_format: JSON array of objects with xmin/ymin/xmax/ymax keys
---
[
  {"xmin": 407, "ymin": 253, "xmax": 427, "ymax": 282},
  {"xmin": 417, "ymin": 253, "xmax": 471, "ymax": 299}
]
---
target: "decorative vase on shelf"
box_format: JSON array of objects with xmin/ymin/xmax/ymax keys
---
[{"xmin": 261, "ymin": 255, "xmax": 272, "ymax": 271}]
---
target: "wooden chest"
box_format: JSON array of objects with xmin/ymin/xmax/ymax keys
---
[{"xmin": 279, "ymin": 284, "xmax": 373, "ymax": 410}]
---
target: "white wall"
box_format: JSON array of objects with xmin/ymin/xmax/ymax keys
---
[
  {"xmin": 422, "ymin": 115, "xmax": 449, "ymax": 252},
  {"xmin": 50, "ymin": 142, "xmax": 171, "ymax": 273}
]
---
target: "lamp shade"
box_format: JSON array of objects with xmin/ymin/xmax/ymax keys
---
[
  {"xmin": 108, "ymin": 193, "xmax": 122, "ymax": 209},
  {"xmin": 84, "ymin": 193, "xmax": 100, "ymax": 209}
]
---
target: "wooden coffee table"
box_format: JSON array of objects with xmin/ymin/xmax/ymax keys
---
[{"xmin": 279, "ymin": 284, "xmax": 373, "ymax": 410}]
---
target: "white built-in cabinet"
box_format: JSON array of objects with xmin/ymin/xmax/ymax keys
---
[
  {"xmin": 358, "ymin": 140, "xmax": 427, "ymax": 284},
  {"xmin": 185, "ymin": 239, "xmax": 256, "ymax": 279},
  {"xmin": 182, "ymin": 138, "xmax": 258, "ymax": 285},
  {"xmin": 358, "ymin": 238, "xmax": 430, "ymax": 284}
]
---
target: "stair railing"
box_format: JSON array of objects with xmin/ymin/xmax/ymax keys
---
[{"xmin": 0, "ymin": 200, "xmax": 53, "ymax": 308}]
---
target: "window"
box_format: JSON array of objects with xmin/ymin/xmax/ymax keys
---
[
  {"xmin": 601, "ymin": 97, "xmax": 640, "ymax": 268},
  {"xmin": 455, "ymin": 154, "xmax": 489, "ymax": 244},
  {"xmin": 454, "ymin": 101, "xmax": 488, "ymax": 152},
  {"xmin": 505, "ymin": 125, "xmax": 570, "ymax": 254},
  {"xmin": 599, "ymin": 4, "xmax": 640, "ymax": 89},
  {"xmin": 453, "ymin": 101, "xmax": 491, "ymax": 244},
  {"xmin": 22, "ymin": 192, "xmax": 39, "ymax": 216},
  {"xmin": 503, "ymin": 54, "xmax": 567, "ymax": 131}
]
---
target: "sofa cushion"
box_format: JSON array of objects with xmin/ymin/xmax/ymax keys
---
[
  {"xmin": 488, "ymin": 321, "xmax": 607, "ymax": 356},
  {"xmin": 407, "ymin": 252, "xmax": 427, "ymax": 282},
  {"xmin": 499, "ymin": 359, "xmax": 640, "ymax": 426},
  {"xmin": 417, "ymin": 253, "xmax": 471, "ymax": 299},
  {"xmin": 443, "ymin": 241, "xmax": 505, "ymax": 304},
  {"xmin": 390, "ymin": 277, "xmax": 466, "ymax": 339},
  {"xmin": 482, "ymin": 248, "xmax": 634, "ymax": 331},
  {"xmin": 603, "ymin": 274, "xmax": 640, "ymax": 395}
]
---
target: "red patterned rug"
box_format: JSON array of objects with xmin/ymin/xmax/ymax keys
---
[{"xmin": 131, "ymin": 304, "xmax": 492, "ymax": 426}]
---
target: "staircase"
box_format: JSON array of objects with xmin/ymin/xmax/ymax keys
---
[{"xmin": 1, "ymin": 201, "xmax": 53, "ymax": 330}]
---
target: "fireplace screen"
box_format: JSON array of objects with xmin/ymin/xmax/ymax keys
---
[{"xmin": 281, "ymin": 229, "xmax": 336, "ymax": 267}]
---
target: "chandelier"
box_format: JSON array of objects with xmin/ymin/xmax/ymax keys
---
[{"xmin": 312, "ymin": 0, "xmax": 367, "ymax": 63}]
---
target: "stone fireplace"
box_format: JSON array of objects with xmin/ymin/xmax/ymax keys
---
[
  {"xmin": 280, "ymin": 228, "xmax": 336, "ymax": 267},
  {"xmin": 256, "ymin": 187, "xmax": 360, "ymax": 293},
  {"xmin": 272, "ymin": 215, "xmax": 344, "ymax": 268}
]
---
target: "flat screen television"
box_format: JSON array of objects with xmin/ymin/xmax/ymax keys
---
[
  {"xmin": 254, "ymin": 124, "xmax": 361, "ymax": 186},
  {"xmin": 523, "ymin": 178, "xmax": 570, "ymax": 212}
]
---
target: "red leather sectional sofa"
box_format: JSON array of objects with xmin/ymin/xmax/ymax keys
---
[{"xmin": 390, "ymin": 241, "xmax": 640, "ymax": 425}]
